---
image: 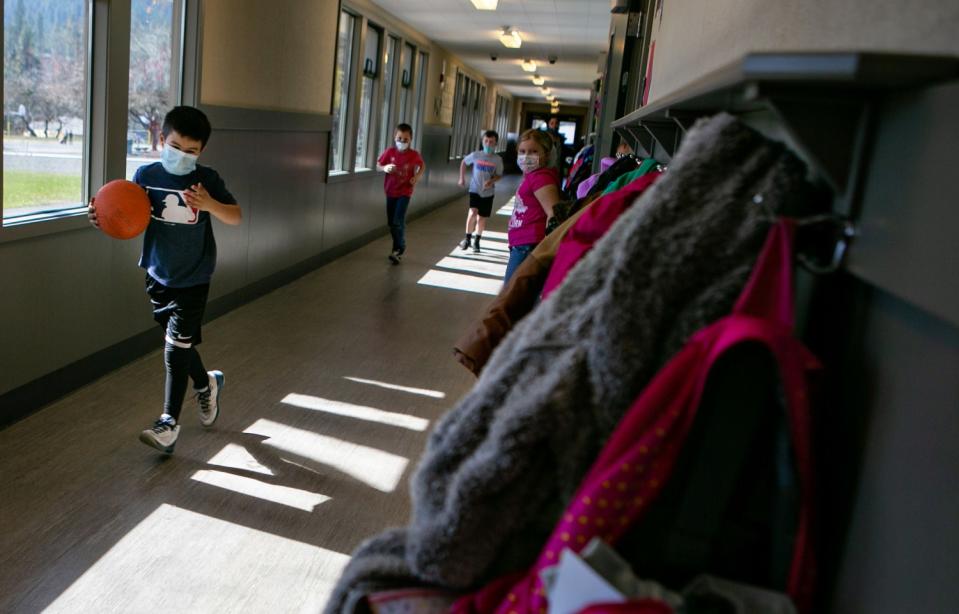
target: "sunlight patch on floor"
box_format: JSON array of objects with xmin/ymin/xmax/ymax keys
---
[
  {"xmin": 342, "ymin": 376, "xmax": 445, "ymax": 399},
  {"xmin": 44, "ymin": 504, "xmax": 349, "ymax": 613},
  {"xmin": 208, "ymin": 443, "xmax": 274, "ymax": 475},
  {"xmin": 434, "ymin": 256, "xmax": 507, "ymax": 278},
  {"xmin": 417, "ymin": 269, "xmax": 502, "ymax": 296},
  {"xmin": 245, "ymin": 419, "xmax": 409, "ymax": 493},
  {"xmin": 282, "ymin": 393, "xmax": 429, "ymax": 431},
  {"xmin": 191, "ymin": 469, "xmax": 331, "ymax": 512},
  {"xmin": 475, "ymin": 230, "xmax": 508, "ymax": 241},
  {"xmin": 463, "ymin": 239, "xmax": 509, "ymax": 253},
  {"xmin": 446, "ymin": 248, "xmax": 509, "ymax": 264}
]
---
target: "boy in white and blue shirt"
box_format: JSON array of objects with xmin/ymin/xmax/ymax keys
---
[{"xmin": 458, "ymin": 130, "xmax": 503, "ymax": 253}]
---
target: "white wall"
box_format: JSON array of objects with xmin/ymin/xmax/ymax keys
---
[{"xmin": 201, "ymin": 0, "xmax": 338, "ymax": 113}]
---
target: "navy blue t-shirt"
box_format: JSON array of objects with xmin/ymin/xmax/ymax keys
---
[{"xmin": 134, "ymin": 162, "xmax": 237, "ymax": 288}]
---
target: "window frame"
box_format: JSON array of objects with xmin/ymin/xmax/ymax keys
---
[
  {"xmin": 353, "ymin": 21, "xmax": 383, "ymax": 173},
  {"xmin": 327, "ymin": 5, "xmax": 428, "ymax": 182},
  {"xmin": 379, "ymin": 34, "xmax": 400, "ymax": 153},
  {"xmin": 328, "ymin": 9, "xmax": 359, "ymax": 176},
  {"xmin": 410, "ymin": 49, "xmax": 429, "ymax": 151},
  {"xmin": 493, "ymin": 93, "xmax": 511, "ymax": 151},
  {"xmin": 1, "ymin": 0, "xmax": 187, "ymax": 244},
  {"xmin": 449, "ymin": 70, "xmax": 488, "ymax": 160}
]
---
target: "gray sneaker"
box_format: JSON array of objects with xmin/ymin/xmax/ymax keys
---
[
  {"xmin": 197, "ymin": 370, "xmax": 224, "ymax": 427},
  {"xmin": 389, "ymin": 250, "xmax": 402, "ymax": 265},
  {"xmin": 139, "ymin": 416, "xmax": 179, "ymax": 454}
]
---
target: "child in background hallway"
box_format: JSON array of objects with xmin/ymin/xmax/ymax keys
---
[
  {"xmin": 376, "ymin": 123, "xmax": 426, "ymax": 264},
  {"xmin": 505, "ymin": 128, "xmax": 561, "ymax": 283},
  {"xmin": 458, "ymin": 130, "xmax": 503, "ymax": 254},
  {"xmin": 87, "ymin": 106, "xmax": 242, "ymax": 454}
]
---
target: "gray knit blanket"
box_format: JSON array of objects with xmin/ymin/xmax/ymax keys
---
[{"xmin": 324, "ymin": 113, "xmax": 808, "ymax": 613}]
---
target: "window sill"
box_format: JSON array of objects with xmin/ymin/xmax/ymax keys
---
[
  {"xmin": 327, "ymin": 168, "xmax": 381, "ymax": 184},
  {"xmin": 0, "ymin": 208, "xmax": 92, "ymax": 244}
]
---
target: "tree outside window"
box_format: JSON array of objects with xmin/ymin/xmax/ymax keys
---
[{"xmin": 126, "ymin": 0, "xmax": 179, "ymax": 179}]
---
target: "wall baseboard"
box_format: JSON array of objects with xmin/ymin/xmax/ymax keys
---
[
  {"xmin": 0, "ymin": 329, "xmax": 162, "ymax": 430},
  {"xmin": 0, "ymin": 190, "xmax": 464, "ymax": 430}
]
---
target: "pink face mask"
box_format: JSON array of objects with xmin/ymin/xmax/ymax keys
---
[{"xmin": 517, "ymin": 154, "xmax": 540, "ymax": 174}]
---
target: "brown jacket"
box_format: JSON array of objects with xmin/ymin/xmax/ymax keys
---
[{"xmin": 453, "ymin": 203, "xmax": 595, "ymax": 375}]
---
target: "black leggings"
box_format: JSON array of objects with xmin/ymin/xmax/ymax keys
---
[
  {"xmin": 146, "ymin": 274, "xmax": 211, "ymax": 421},
  {"xmin": 164, "ymin": 344, "xmax": 209, "ymax": 421}
]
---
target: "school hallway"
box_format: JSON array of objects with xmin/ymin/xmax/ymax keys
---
[{"xmin": 0, "ymin": 182, "xmax": 518, "ymax": 613}]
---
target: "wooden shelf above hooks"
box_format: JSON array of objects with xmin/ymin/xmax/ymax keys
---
[{"xmin": 611, "ymin": 52, "xmax": 959, "ymax": 215}]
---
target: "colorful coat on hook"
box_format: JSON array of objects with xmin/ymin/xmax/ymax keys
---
[
  {"xmin": 324, "ymin": 113, "xmax": 811, "ymax": 614},
  {"xmin": 452, "ymin": 221, "xmax": 818, "ymax": 614}
]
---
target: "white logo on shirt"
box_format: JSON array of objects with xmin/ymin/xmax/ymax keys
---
[
  {"xmin": 509, "ymin": 194, "xmax": 527, "ymax": 229},
  {"xmin": 145, "ymin": 185, "xmax": 198, "ymax": 225}
]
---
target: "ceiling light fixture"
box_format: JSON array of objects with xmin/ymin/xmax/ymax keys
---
[
  {"xmin": 499, "ymin": 26, "xmax": 522, "ymax": 49},
  {"xmin": 470, "ymin": 0, "xmax": 498, "ymax": 9},
  {"xmin": 531, "ymin": 75, "xmax": 545, "ymax": 86},
  {"xmin": 521, "ymin": 59, "xmax": 537, "ymax": 72}
]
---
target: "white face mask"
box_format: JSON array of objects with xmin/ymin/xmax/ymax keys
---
[
  {"xmin": 161, "ymin": 142, "xmax": 198, "ymax": 176},
  {"xmin": 395, "ymin": 140, "xmax": 410, "ymax": 151},
  {"xmin": 517, "ymin": 153, "xmax": 540, "ymax": 174}
]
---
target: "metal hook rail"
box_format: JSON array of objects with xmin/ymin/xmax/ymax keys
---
[{"xmin": 611, "ymin": 51, "xmax": 959, "ymax": 273}]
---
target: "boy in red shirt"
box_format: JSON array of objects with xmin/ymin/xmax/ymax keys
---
[{"xmin": 376, "ymin": 123, "xmax": 426, "ymax": 264}]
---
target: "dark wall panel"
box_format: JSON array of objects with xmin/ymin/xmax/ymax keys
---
[
  {"xmin": 323, "ymin": 175, "xmax": 387, "ymax": 253},
  {"xmin": 848, "ymin": 82, "xmax": 959, "ymax": 328},
  {"xmin": 0, "ymin": 228, "xmax": 151, "ymax": 394},
  {"xmin": 819, "ymin": 82, "xmax": 959, "ymax": 612},
  {"xmin": 829, "ymin": 288, "xmax": 959, "ymax": 613}
]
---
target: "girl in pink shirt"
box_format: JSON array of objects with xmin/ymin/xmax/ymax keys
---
[{"xmin": 505, "ymin": 129, "xmax": 561, "ymax": 282}]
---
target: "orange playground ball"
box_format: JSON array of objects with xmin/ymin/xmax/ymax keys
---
[{"xmin": 94, "ymin": 179, "xmax": 150, "ymax": 239}]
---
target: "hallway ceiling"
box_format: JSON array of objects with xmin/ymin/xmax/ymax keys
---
[{"xmin": 368, "ymin": 0, "xmax": 612, "ymax": 106}]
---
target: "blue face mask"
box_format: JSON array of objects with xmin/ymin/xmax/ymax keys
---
[
  {"xmin": 161, "ymin": 143, "xmax": 198, "ymax": 175},
  {"xmin": 483, "ymin": 145, "xmax": 495, "ymax": 154}
]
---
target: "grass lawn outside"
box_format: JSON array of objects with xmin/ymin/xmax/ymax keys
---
[{"xmin": 2, "ymin": 169, "xmax": 82, "ymax": 210}]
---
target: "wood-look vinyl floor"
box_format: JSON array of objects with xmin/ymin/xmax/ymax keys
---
[{"xmin": 0, "ymin": 181, "xmax": 519, "ymax": 613}]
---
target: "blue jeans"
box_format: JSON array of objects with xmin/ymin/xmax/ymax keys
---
[
  {"xmin": 386, "ymin": 195, "xmax": 411, "ymax": 253},
  {"xmin": 504, "ymin": 243, "xmax": 535, "ymax": 284}
]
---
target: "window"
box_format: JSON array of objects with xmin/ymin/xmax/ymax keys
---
[
  {"xmin": 354, "ymin": 24, "xmax": 381, "ymax": 171},
  {"xmin": 410, "ymin": 50, "xmax": 428, "ymax": 149},
  {"xmin": 470, "ymin": 84, "xmax": 485, "ymax": 153},
  {"xmin": 558, "ymin": 120, "xmax": 577, "ymax": 146},
  {"xmin": 379, "ymin": 35, "xmax": 399, "ymax": 152},
  {"xmin": 327, "ymin": 11, "xmax": 422, "ymax": 177},
  {"xmin": 3, "ymin": 0, "xmax": 89, "ymax": 225},
  {"xmin": 126, "ymin": 0, "xmax": 181, "ymax": 179},
  {"xmin": 396, "ymin": 42, "xmax": 415, "ymax": 126},
  {"xmin": 449, "ymin": 72, "xmax": 463, "ymax": 159},
  {"xmin": 494, "ymin": 93, "xmax": 510, "ymax": 148},
  {"xmin": 449, "ymin": 71, "xmax": 487, "ymax": 159},
  {"xmin": 329, "ymin": 11, "xmax": 356, "ymax": 174}
]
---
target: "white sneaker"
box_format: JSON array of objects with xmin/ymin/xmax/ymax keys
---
[
  {"xmin": 197, "ymin": 370, "xmax": 224, "ymax": 427},
  {"xmin": 140, "ymin": 416, "xmax": 180, "ymax": 454}
]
